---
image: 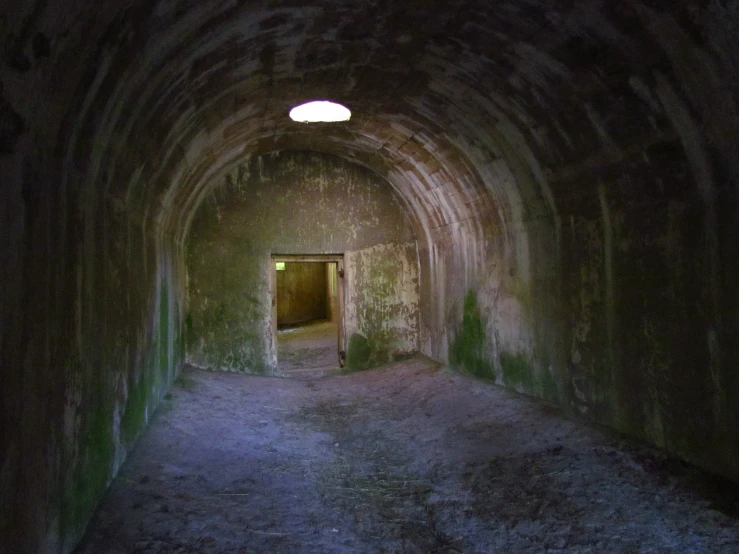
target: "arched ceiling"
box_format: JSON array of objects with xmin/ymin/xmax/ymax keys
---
[{"xmin": 7, "ymin": 0, "xmax": 735, "ymax": 256}]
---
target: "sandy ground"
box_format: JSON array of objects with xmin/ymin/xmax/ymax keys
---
[
  {"xmin": 277, "ymin": 320, "xmax": 339, "ymax": 376},
  {"xmin": 75, "ymin": 356, "xmax": 739, "ymax": 553}
]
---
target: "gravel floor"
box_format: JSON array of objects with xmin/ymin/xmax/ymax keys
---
[{"xmin": 75, "ymin": 356, "xmax": 739, "ymax": 553}]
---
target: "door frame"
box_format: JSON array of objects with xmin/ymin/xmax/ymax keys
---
[{"xmin": 270, "ymin": 254, "xmax": 346, "ymax": 367}]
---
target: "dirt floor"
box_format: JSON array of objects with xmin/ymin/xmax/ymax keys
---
[
  {"xmin": 277, "ymin": 320, "xmax": 339, "ymax": 376},
  {"xmin": 75, "ymin": 356, "xmax": 739, "ymax": 553}
]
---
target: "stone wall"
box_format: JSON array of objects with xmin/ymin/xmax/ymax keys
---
[
  {"xmin": 0, "ymin": 159, "xmax": 184, "ymax": 553},
  {"xmin": 345, "ymin": 242, "xmax": 420, "ymax": 370},
  {"xmin": 426, "ymin": 95, "xmax": 739, "ymax": 485},
  {"xmin": 186, "ymin": 151, "xmax": 418, "ymax": 373}
]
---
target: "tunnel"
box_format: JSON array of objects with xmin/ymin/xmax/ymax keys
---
[{"xmin": 1, "ymin": 1, "xmax": 739, "ymax": 552}]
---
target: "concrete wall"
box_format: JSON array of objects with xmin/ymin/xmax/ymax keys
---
[
  {"xmin": 0, "ymin": 150, "xmax": 184, "ymax": 553},
  {"xmin": 421, "ymin": 98, "xmax": 739, "ymax": 488},
  {"xmin": 345, "ymin": 242, "xmax": 420, "ymax": 369},
  {"xmin": 186, "ymin": 151, "xmax": 418, "ymax": 374},
  {"xmin": 277, "ymin": 262, "xmax": 328, "ymax": 327}
]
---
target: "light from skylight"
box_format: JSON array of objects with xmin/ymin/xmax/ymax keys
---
[{"xmin": 289, "ymin": 100, "xmax": 351, "ymax": 123}]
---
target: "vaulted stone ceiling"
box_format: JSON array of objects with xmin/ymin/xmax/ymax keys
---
[{"xmin": 9, "ymin": 0, "xmax": 735, "ymax": 248}]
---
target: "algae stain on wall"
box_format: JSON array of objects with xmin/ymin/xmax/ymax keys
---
[
  {"xmin": 62, "ymin": 372, "xmax": 116, "ymax": 545},
  {"xmin": 62, "ymin": 243, "xmax": 184, "ymax": 549},
  {"xmin": 345, "ymin": 241, "xmax": 420, "ymax": 370},
  {"xmin": 449, "ymin": 288, "xmax": 561, "ymax": 403},
  {"xmin": 500, "ymin": 350, "xmax": 535, "ymax": 391},
  {"xmin": 186, "ymin": 245, "xmax": 270, "ymax": 374},
  {"xmin": 158, "ymin": 282, "xmax": 170, "ymax": 382},
  {"xmin": 449, "ymin": 291, "xmax": 495, "ymax": 381},
  {"xmin": 346, "ymin": 333, "xmax": 373, "ymax": 370}
]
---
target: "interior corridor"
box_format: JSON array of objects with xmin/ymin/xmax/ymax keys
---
[
  {"xmin": 3, "ymin": 2, "xmax": 739, "ymax": 552},
  {"xmin": 75, "ymin": 357, "xmax": 739, "ymax": 553}
]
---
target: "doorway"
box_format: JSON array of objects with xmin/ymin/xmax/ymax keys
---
[{"xmin": 271, "ymin": 255, "xmax": 345, "ymax": 376}]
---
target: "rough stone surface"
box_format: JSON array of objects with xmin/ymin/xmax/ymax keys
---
[
  {"xmin": 345, "ymin": 241, "xmax": 420, "ymax": 369},
  {"xmin": 1, "ymin": 1, "xmax": 739, "ymax": 552}
]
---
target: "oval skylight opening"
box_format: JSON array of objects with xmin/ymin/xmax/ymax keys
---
[{"xmin": 289, "ymin": 100, "xmax": 351, "ymax": 123}]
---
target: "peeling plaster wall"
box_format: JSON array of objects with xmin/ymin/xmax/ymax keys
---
[
  {"xmin": 0, "ymin": 158, "xmax": 185, "ymax": 553},
  {"xmin": 186, "ymin": 151, "xmax": 416, "ymax": 374},
  {"xmin": 0, "ymin": 4, "xmax": 191, "ymax": 551},
  {"xmin": 345, "ymin": 242, "xmax": 420, "ymax": 370}
]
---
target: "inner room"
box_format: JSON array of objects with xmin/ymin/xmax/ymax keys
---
[{"xmin": 274, "ymin": 258, "xmax": 343, "ymax": 376}]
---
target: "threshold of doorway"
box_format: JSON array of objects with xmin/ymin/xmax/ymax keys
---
[{"xmin": 277, "ymin": 365, "xmax": 343, "ymax": 380}]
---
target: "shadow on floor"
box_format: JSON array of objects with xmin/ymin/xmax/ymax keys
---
[{"xmin": 75, "ymin": 356, "xmax": 739, "ymax": 554}]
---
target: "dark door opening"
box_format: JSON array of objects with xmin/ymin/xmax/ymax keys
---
[{"xmin": 271, "ymin": 255, "xmax": 345, "ymax": 376}]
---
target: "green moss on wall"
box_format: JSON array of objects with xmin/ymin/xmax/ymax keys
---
[
  {"xmin": 62, "ymin": 402, "xmax": 115, "ymax": 539},
  {"xmin": 539, "ymin": 365, "xmax": 560, "ymax": 404},
  {"xmin": 190, "ymin": 255, "xmax": 269, "ymax": 374},
  {"xmin": 159, "ymin": 283, "xmax": 170, "ymax": 381},
  {"xmin": 121, "ymin": 353, "xmax": 154, "ymax": 446},
  {"xmin": 347, "ymin": 333, "xmax": 372, "ymax": 371},
  {"xmin": 449, "ymin": 291, "xmax": 495, "ymax": 381},
  {"xmin": 369, "ymin": 328, "xmax": 394, "ymax": 365},
  {"xmin": 121, "ymin": 281, "xmax": 175, "ymax": 447},
  {"xmin": 201, "ymin": 329, "xmax": 267, "ymax": 374},
  {"xmin": 351, "ymin": 244, "xmax": 413, "ymax": 367},
  {"xmin": 65, "ymin": 336, "xmax": 177, "ymax": 544},
  {"xmin": 448, "ymin": 292, "xmax": 561, "ymax": 404},
  {"xmin": 500, "ymin": 351, "xmax": 536, "ymax": 392},
  {"xmin": 346, "ymin": 329, "xmax": 402, "ymax": 371},
  {"xmin": 185, "ymin": 312, "xmax": 194, "ymax": 349}
]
